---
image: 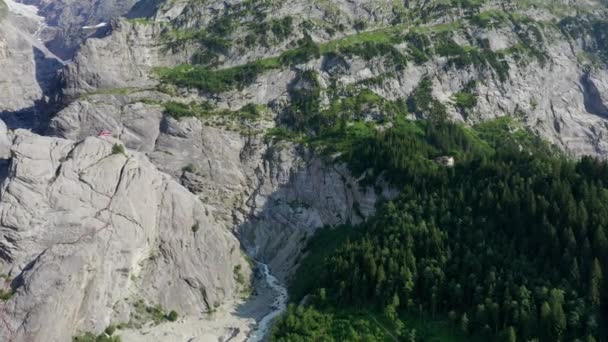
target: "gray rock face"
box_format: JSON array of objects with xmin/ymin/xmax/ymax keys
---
[
  {"xmin": 52, "ymin": 94, "xmax": 395, "ymax": 279},
  {"xmin": 0, "ymin": 1, "xmax": 63, "ymax": 129},
  {"xmin": 19, "ymin": 0, "xmax": 140, "ymax": 59},
  {"xmin": 48, "ymin": 90, "xmax": 170, "ymax": 151},
  {"xmin": 0, "ymin": 130, "xmax": 250, "ymax": 341},
  {"xmin": 61, "ymin": 19, "xmax": 185, "ymax": 100},
  {"xmin": 0, "ymin": 120, "xmax": 11, "ymax": 159},
  {"xmin": 147, "ymin": 118, "xmax": 395, "ymax": 278}
]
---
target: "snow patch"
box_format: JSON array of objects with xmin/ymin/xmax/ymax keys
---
[{"xmin": 82, "ymin": 22, "xmax": 107, "ymax": 30}]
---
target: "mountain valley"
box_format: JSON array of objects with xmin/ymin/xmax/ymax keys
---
[{"xmin": 0, "ymin": 0, "xmax": 607, "ymax": 341}]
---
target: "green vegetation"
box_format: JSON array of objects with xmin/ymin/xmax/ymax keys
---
[
  {"xmin": 271, "ymin": 305, "xmax": 395, "ymax": 341},
  {"xmin": 0, "ymin": 275, "xmax": 13, "ymax": 301},
  {"xmin": 182, "ymin": 163, "xmax": 198, "ymax": 173},
  {"xmin": 281, "ymin": 70, "xmax": 322, "ymax": 132},
  {"xmin": 104, "ymin": 326, "xmax": 116, "ymax": 336},
  {"xmin": 159, "ymin": 33, "xmax": 319, "ymax": 94},
  {"xmin": 434, "ymin": 35, "xmax": 510, "ymax": 82},
  {"xmin": 158, "ymin": 12, "xmax": 564, "ymax": 95},
  {"xmin": 338, "ymin": 42, "xmax": 408, "ymax": 69},
  {"xmin": 73, "ymin": 331, "xmax": 120, "ymax": 342},
  {"xmin": 272, "ymin": 115, "xmax": 607, "ymax": 341},
  {"xmin": 191, "ymin": 222, "xmax": 200, "ymax": 233},
  {"xmin": 279, "ymin": 35, "xmax": 321, "ymax": 66},
  {"xmin": 167, "ymin": 310, "xmax": 178, "ymax": 322},
  {"xmin": 453, "ymin": 81, "xmax": 478, "ymax": 115},
  {"xmin": 163, "ymin": 101, "xmax": 263, "ymax": 121},
  {"xmin": 407, "ymin": 77, "xmax": 448, "ymax": 120},
  {"xmin": 246, "ymin": 16, "xmax": 294, "ymax": 47},
  {"xmin": 404, "ymin": 32, "xmax": 432, "ymax": 64},
  {"xmin": 155, "ymin": 0, "xmax": 593, "ymax": 99},
  {"xmin": 453, "ymin": 92, "xmax": 477, "ymax": 109},
  {"xmin": 0, "ymin": 288, "xmax": 13, "ymax": 301},
  {"xmin": 127, "ymin": 300, "xmax": 179, "ymax": 328},
  {"xmin": 272, "ymin": 302, "xmax": 481, "ymax": 342},
  {"xmin": 156, "ymin": 63, "xmax": 268, "ymax": 94},
  {"xmin": 111, "ymin": 144, "xmax": 126, "ymax": 155},
  {"xmin": 289, "ymin": 226, "xmax": 360, "ymax": 302},
  {"xmin": 233, "ymin": 265, "xmax": 246, "ymax": 285}
]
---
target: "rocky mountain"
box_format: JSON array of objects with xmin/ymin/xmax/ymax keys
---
[
  {"xmin": 19, "ymin": 0, "xmax": 140, "ymax": 59},
  {"xmin": 0, "ymin": 0, "xmax": 63, "ymax": 129},
  {"xmin": 0, "ymin": 130, "xmax": 251, "ymax": 341},
  {"xmin": 50, "ymin": 0, "xmax": 608, "ymax": 280},
  {"xmin": 0, "ymin": 0, "xmax": 607, "ymax": 340},
  {"xmin": 57, "ymin": 0, "xmax": 608, "ymax": 156}
]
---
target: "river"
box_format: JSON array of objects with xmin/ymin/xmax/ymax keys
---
[{"xmin": 247, "ymin": 263, "xmax": 288, "ymax": 342}]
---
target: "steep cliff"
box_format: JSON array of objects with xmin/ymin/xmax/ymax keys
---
[
  {"xmin": 19, "ymin": 0, "xmax": 140, "ymax": 59},
  {"xmin": 0, "ymin": 129, "xmax": 251, "ymax": 341},
  {"xmin": 0, "ymin": 0, "xmax": 63, "ymax": 129}
]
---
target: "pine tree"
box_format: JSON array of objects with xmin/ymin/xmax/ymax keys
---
[
  {"xmin": 549, "ymin": 290, "xmax": 567, "ymax": 341},
  {"xmin": 588, "ymin": 258, "xmax": 602, "ymax": 309},
  {"xmin": 461, "ymin": 313, "xmax": 469, "ymax": 335},
  {"xmin": 503, "ymin": 326, "xmax": 516, "ymax": 342},
  {"xmin": 540, "ymin": 301, "xmax": 551, "ymax": 341},
  {"xmin": 384, "ymin": 293, "xmax": 400, "ymax": 323}
]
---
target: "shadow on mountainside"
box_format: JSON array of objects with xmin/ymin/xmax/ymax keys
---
[
  {"xmin": 581, "ymin": 71, "xmax": 608, "ymax": 118},
  {"xmin": 0, "ymin": 47, "xmax": 63, "ymax": 131},
  {"xmin": 127, "ymin": 0, "xmax": 165, "ymax": 19}
]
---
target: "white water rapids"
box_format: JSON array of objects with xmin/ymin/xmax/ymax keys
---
[{"xmin": 247, "ymin": 263, "xmax": 288, "ymax": 342}]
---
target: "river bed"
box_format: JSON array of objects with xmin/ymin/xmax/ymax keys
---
[{"xmin": 247, "ymin": 263, "xmax": 288, "ymax": 341}]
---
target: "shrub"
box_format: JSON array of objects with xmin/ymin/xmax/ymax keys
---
[
  {"xmin": 233, "ymin": 265, "xmax": 247, "ymax": 285},
  {"xmin": 0, "ymin": 289, "xmax": 13, "ymax": 301},
  {"xmin": 434, "ymin": 38, "xmax": 510, "ymax": 82},
  {"xmin": 104, "ymin": 325, "xmax": 116, "ymax": 336},
  {"xmin": 339, "ymin": 42, "xmax": 408, "ymax": 69},
  {"xmin": 353, "ymin": 20, "xmax": 367, "ymax": 31},
  {"xmin": 407, "ymin": 77, "xmax": 448, "ymax": 121},
  {"xmin": 238, "ymin": 103, "xmax": 263, "ymax": 120},
  {"xmin": 182, "ymin": 163, "xmax": 197, "ymax": 173},
  {"xmin": 279, "ymin": 35, "xmax": 320, "ymax": 66},
  {"xmin": 453, "ymin": 92, "xmax": 477, "ymax": 109},
  {"xmin": 158, "ymin": 63, "xmax": 266, "ymax": 94},
  {"xmin": 73, "ymin": 332, "xmax": 121, "ymax": 342},
  {"xmin": 271, "ymin": 16, "xmax": 293, "ymax": 40},
  {"xmin": 111, "ymin": 144, "xmax": 125, "ymax": 155},
  {"xmin": 164, "ymin": 102, "xmax": 193, "ymax": 118},
  {"xmin": 166, "ymin": 310, "xmax": 178, "ymax": 322}
]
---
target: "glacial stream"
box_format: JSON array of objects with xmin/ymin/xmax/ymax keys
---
[{"xmin": 248, "ymin": 263, "xmax": 288, "ymax": 342}]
